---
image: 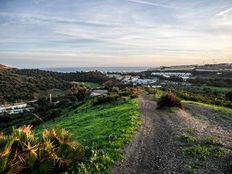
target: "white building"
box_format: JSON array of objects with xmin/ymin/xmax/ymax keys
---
[
  {"xmin": 0, "ymin": 103, "xmax": 28, "ymax": 115},
  {"xmin": 151, "ymin": 72, "xmax": 191, "ymax": 80},
  {"xmin": 91, "ymin": 90, "xmax": 108, "ymax": 97}
]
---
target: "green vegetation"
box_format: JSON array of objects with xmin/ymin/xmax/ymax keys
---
[
  {"xmin": 0, "ymin": 69, "xmax": 69, "ymax": 104},
  {"xmin": 35, "ymin": 98, "xmax": 140, "ymax": 173},
  {"xmin": 168, "ymin": 84, "xmax": 232, "ymax": 109},
  {"xmin": 0, "ymin": 125, "xmax": 84, "ymax": 173},
  {"xmin": 184, "ymin": 128, "xmax": 196, "ymax": 133},
  {"xmin": 204, "ymin": 136, "xmax": 221, "ymax": 146},
  {"xmin": 179, "ymin": 134, "xmax": 197, "ymax": 144},
  {"xmin": 145, "ymin": 88, "xmax": 163, "ymax": 101},
  {"xmin": 80, "ymin": 82, "xmax": 101, "ymax": 89},
  {"xmin": 157, "ymin": 92, "xmax": 182, "ymax": 109},
  {"xmin": 93, "ymin": 93, "xmax": 123, "ymax": 105},
  {"xmin": 69, "ymin": 82, "xmax": 91, "ymax": 101},
  {"xmin": 182, "ymin": 145, "xmax": 225, "ymax": 161},
  {"xmin": 188, "ymin": 77, "xmax": 232, "ymax": 88},
  {"xmin": 182, "ymin": 100, "xmax": 232, "ymax": 115},
  {"xmin": 0, "ymin": 68, "xmax": 115, "ymax": 104},
  {"xmin": 37, "ymin": 89, "xmax": 68, "ymax": 98},
  {"xmin": 166, "ymin": 107, "xmax": 178, "ymax": 113},
  {"xmin": 200, "ymin": 86, "xmax": 232, "ymax": 93},
  {"xmin": 71, "ymin": 81, "xmax": 101, "ymax": 89},
  {"xmin": 178, "ymin": 129, "xmax": 226, "ymax": 173}
]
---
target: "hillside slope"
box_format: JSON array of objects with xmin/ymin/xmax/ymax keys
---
[
  {"xmin": 0, "ymin": 65, "xmax": 113, "ymax": 104},
  {"xmin": 35, "ymin": 98, "xmax": 140, "ymax": 173},
  {"xmin": 0, "ymin": 67, "xmax": 69, "ymax": 103}
]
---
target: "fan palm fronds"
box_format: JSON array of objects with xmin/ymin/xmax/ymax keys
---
[{"xmin": 0, "ymin": 125, "xmax": 84, "ymax": 173}]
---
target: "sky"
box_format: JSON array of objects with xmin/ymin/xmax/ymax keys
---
[{"xmin": 0, "ymin": 0, "xmax": 232, "ymax": 68}]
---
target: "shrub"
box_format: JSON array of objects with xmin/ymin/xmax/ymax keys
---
[
  {"xmin": 179, "ymin": 134, "xmax": 197, "ymax": 144},
  {"xmin": 157, "ymin": 92, "xmax": 182, "ymax": 109},
  {"xmin": 119, "ymin": 87, "xmax": 139, "ymax": 98},
  {"xmin": 203, "ymin": 136, "xmax": 221, "ymax": 146},
  {"xmin": 69, "ymin": 83, "xmax": 91, "ymax": 101},
  {"xmin": 93, "ymin": 93, "xmax": 121, "ymax": 105},
  {"xmin": 0, "ymin": 125, "xmax": 84, "ymax": 173},
  {"xmin": 146, "ymin": 88, "xmax": 157, "ymax": 95},
  {"xmin": 182, "ymin": 145, "xmax": 225, "ymax": 161}
]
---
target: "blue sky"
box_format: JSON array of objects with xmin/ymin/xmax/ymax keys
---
[{"xmin": 0, "ymin": 0, "xmax": 232, "ymax": 68}]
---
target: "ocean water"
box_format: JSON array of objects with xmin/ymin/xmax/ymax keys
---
[{"xmin": 45, "ymin": 67, "xmax": 149, "ymax": 73}]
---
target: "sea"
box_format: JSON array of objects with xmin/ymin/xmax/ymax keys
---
[{"xmin": 44, "ymin": 67, "xmax": 149, "ymax": 73}]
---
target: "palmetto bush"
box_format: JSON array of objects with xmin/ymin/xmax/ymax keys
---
[{"xmin": 0, "ymin": 125, "xmax": 84, "ymax": 174}]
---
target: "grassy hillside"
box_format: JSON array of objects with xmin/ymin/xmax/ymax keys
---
[
  {"xmin": 80, "ymin": 82, "xmax": 102, "ymax": 88},
  {"xmin": 35, "ymin": 98, "xmax": 141, "ymax": 173},
  {"xmin": 182, "ymin": 100, "xmax": 232, "ymax": 115},
  {"xmin": 199, "ymin": 86, "xmax": 232, "ymax": 93}
]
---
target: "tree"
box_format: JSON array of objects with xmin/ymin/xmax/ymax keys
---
[{"xmin": 69, "ymin": 83, "xmax": 91, "ymax": 101}]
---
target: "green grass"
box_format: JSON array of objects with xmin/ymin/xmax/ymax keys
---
[
  {"xmin": 146, "ymin": 88, "xmax": 164, "ymax": 101},
  {"xmin": 166, "ymin": 107, "xmax": 178, "ymax": 113},
  {"xmin": 35, "ymin": 98, "xmax": 140, "ymax": 173},
  {"xmin": 182, "ymin": 100, "xmax": 232, "ymax": 115},
  {"xmin": 200, "ymin": 86, "xmax": 231, "ymax": 93},
  {"xmin": 204, "ymin": 136, "xmax": 221, "ymax": 146},
  {"xmin": 69, "ymin": 81, "xmax": 101, "ymax": 89},
  {"xmin": 178, "ymin": 128, "xmax": 226, "ymax": 173},
  {"xmin": 182, "ymin": 145, "xmax": 225, "ymax": 161},
  {"xmin": 80, "ymin": 82, "xmax": 102, "ymax": 89},
  {"xmin": 179, "ymin": 134, "xmax": 197, "ymax": 144}
]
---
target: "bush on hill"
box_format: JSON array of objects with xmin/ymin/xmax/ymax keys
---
[
  {"xmin": 157, "ymin": 92, "xmax": 182, "ymax": 109},
  {"xmin": 93, "ymin": 93, "xmax": 121, "ymax": 105},
  {"xmin": 119, "ymin": 87, "xmax": 139, "ymax": 98},
  {"xmin": 69, "ymin": 83, "xmax": 91, "ymax": 101}
]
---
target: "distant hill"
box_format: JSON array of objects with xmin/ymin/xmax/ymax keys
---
[
  {"xmin": 0, "ymin": 64, "xmax": 9, "ymax": 69},
  {"xmin": 0, "ymin": 65, "xmax": 113, "ymax": 104},
  {"xmin": 0, "ymin": 67, "xmax": 69, "ymax": 104},
  {"xmin": 149, "ymin": 63, "xmax": 232, "ymax": 72},
  {"xmin": 0, "ymin": 64, "xmax": 14, "ymax": 71}
]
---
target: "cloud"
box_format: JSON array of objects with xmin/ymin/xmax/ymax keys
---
[
  {"xmin": 216, "ymin": 7, "xmax": 232, "ymax": 17},
  {"xmin": 0, "ymin": 0, "xmax": 232, "ymax": 67},
  {"xmin": 127, "ymin": 0, "xmax": 184, "ymax": 9},
  {"xmin": 0, "ymin": 12, "xmax": 118, "ymax": 27}
]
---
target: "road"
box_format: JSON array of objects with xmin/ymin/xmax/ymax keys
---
[{"xmin": 112, "ymin": 94, "xmax": 232, "ymax": 174}]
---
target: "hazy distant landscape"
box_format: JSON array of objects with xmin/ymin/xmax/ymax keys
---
[
  {"xmin": 1, "ymin": 0, "xmax": 232, "ymax": 173},
  {"xmin": 45, "ymin": 67, "xmax": 149, "ymax": 73}
]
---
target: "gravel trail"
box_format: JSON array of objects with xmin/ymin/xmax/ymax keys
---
[
  {"xmin": 112, "ymin": 94, "xmax": 232, "ymax": 174},
  {"xmin": 112, "ymin": 94, "xmax": 184, "ymax": 174}
]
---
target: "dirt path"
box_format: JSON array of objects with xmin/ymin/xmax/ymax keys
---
[
  {"xmin": 112, "ymin": 94, "xmax": 232, "ymax": 174},
  {"xmin": 112, "ymin": 94, "xmax": 184, "ymax": 174}
]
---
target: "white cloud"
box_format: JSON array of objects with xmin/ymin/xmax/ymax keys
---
[
  {"xmin": 0, "ymin": 0, "xmax": 232, "ymax": 67},
  {"xmin": 216, "ymin": 7, "xmax": 232, "ymax": 17},
  {"xmin": 126, "ymin": 0, "xmax": 183, "ymax": 9}
]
